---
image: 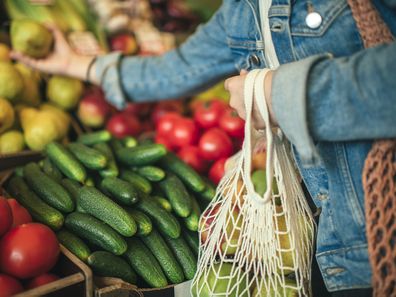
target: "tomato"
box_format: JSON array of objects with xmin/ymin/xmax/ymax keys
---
[
  {"xmin": 209, "ymin": 158, "xmax": 227, "ymax": 185},
  {"xmin": 0, "ymin": 197, "xmax": 12, "ymax": 237},
  {"xmin": 177, "ymin": 145, "xmax": 209, "ymax": 174},
  {"xmin": 124, "ymin": 102, "xmax": 153, "ymax": 118},
  {"xmin": 0, "ymin": 274, "xmax": 23, "ymax": 297},
  {"xmin": 154, "ymin": 134, "xmax": 174, "ymax": 151},
  {"xmin": 193, "ymin": 99, "xmax": 227, "ymax": 129},
  {"xmin": 0, "ymin": 223, "xmax": 60, "ymax": 279},
  {"xmin": 106, "ymin": 113, "xmax": 141, "ymax": 138},
  {"xmin": 7, "ymin": 199, "xmax": 32, "ymax": 228},
  {"xmin": 198, "ymin": 128, "xmax": 233, "ymax": 161},
  {"xmin": 169, "ymin": 118, "xmax": 200, "ymax": 149},
  {"xmin": 156, "ymin": 112, "xmax": 181, "ymax": 137},
  {"xmin": 151, "ymin": 100, "xmax": 184, "ymax": 125},
  {"xmin": 219, "ymin": 108, "xmax": 245, "ymax": 138},
  {"xmin": 26, "ymin": 273, "xmax": 59, "ymax": 290}
]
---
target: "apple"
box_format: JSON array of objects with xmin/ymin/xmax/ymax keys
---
[
  {"xmin": 77, "ymin": 93, "xmax": 112, "ymax": 128},
  {"xmin": 106, "ymin": 112, "xmax": 141, "ymax": 138},
  {"xmin": 110, "ymin": 34, "xmax": 138, "ymax": 55},
  {"xmin": 252, "ymin": 151, "xmax": 266, "ymax": 171},
  {"xmin": 252, "ymin": 277, "xmax": 298, "ymax": 297},
  {"xmin": 124, "ymin": 102, "xmax": 153, "ymax": 118}
]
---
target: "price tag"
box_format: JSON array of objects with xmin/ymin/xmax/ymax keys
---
[
  {"xmin": 29, "ymin": 0, "xmax": 53, "ymax": 5},
  {"xmin": 68, "ymin": 32, "xmax": 103, "ymax": 56}
]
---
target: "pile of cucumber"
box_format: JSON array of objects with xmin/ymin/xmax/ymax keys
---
[{"xmin": 6, "ymin": 130, "xmax": 216, "ymax": 288}]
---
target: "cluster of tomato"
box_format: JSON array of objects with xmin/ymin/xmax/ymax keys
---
[
  {"xmin": 0, "ymin": 197, "xmax": 60, "ymax": 297},
  {"xmin": 155, "ymin": 99, "xmax": 245, "ymax": 184}
]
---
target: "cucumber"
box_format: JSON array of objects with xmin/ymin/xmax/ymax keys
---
[
  {"xmin": 136, "ymin": 166, "xmax": 165, "ymax": 182},
  {"xmin": 122, "ymin": 136, "xmax": 137, "ymax": 148},
  {"xmin": 100, "ymin": 177, "xmax": 139, "ymax": 206},
  {"xmin": 88, "ymin": 251, "xmax": 137, "ymax": 284},
  {"xmin": 68, "ymin": 143, "xmax": 108, "ymax": 170},
  {"xmin": 78, "ymin": 186, "xmax": 137, "ymax": 237},
  {"xmin": 159, "ymin": 153, "xmax": 206, "ymax": 193},
  {"xmin": 140, "ymin": 228, "xmax": 184, "ymax": 284},
  {"xmin": 7, "ymin": 176, "xmax": 64, "ymax": 230},
  {"xmin": 57, "ymin": 230, "xmax": 91, "ymax": 262},
  {"xmin": 65, "ymin": 212, "xmax": 127, "ymax": 255},
  {"xmin": 120, "ymin": 170, "xmax": 152, "ymax": 194},
  {"xmin": 46, "ymin": 142, "xmax": 87, "ymax": 183},
  {"xmin": 60, "ymin": 178, "xmax": 82, "ymax": 202},
  {"xmin": 93, "ymin": 143, "xmax": 119, "ymax": 178},
  {"xmin": 126, "ymin": 209, "xmax": 152, "ymax": 236},
  {"xmin": 182, "ymin": 228, "xmax": 199, "ymax": 257},
  {"xmin": 23, "ymin": 163, "xmax": 75, "ymax": 213},
  {"xmin": 183, "ymin": 195, "xmax": 201, "ymax": 232},
  {"xmin": 42, "ymin": 158, "xmax": 63, "ymax": 182},
  {"xmin": 14, "ymin": 166, "xmax": 24, "ymax": 177},
  {"xmin": 85, "ymin": 177, "xmax": 95, "ymax": 187},
  {"xmin": 163, "ymin": 234, "xmax": 197, "ymax": 280},
  {"xmin": 136, "ymin": 195, "xmax": 180, "ymax": 239},
  {"xmin": 116, "ymin": 144, "xmax": 167, "ymax": 166},
  {"xmin": 110, "ymin": 138, "xmax": 124, "ymax": 152},
  {"xmin": 124, "ymin": 237, "xmax": 168, "ymax": 288},
  {"xmin": 77, "ymin": 130, "xmax": 112, "ymax": 146},
  {"xmin": 152, "ymin": 196, "xmax": 172, "ymax": 213},
  {"xmin": 159, "ymin": 173, "xmax": 192, "ymax": 218},
  {"xmin": 198, "ymin": 181, "xmax": 216, "ymax": 202}
]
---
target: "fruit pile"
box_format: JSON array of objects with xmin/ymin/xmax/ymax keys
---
[
  {"xmin": 0, "ymin": 197, "xmax": 60, "ymax": 296},
  {"xmin": 5, "ymin": 131, "xmax": 215, "ymax": 288}
]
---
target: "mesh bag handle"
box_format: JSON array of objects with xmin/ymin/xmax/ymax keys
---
[{"xmin": 346, "ymin": 1, "xmax": 396, "ymax": 296}]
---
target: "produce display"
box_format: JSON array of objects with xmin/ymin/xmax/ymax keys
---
[
  {"xmin": 0, "ymin": 197, "xmax": 61, "ymax": 296},
  {"xmin": 4, "ymin": 133, "xmax": 213, "ymax": 288}
]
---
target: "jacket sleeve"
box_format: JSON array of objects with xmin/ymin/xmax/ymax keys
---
[
  {"xmin": 272, "ymin": 42, "xmax": 396, "ymax": 166},
  {"xmin": 95, "ymin": 4, "xmax": 236, "ymax": 109}
]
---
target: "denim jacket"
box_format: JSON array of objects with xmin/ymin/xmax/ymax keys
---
[{"xmin": 96, "ymin": 0, "xmax": 396, "ymax": 291}]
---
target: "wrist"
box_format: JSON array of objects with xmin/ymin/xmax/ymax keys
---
[{"xmin": 65, "ymin": 54, "xmax": 98, "ymax": 84}]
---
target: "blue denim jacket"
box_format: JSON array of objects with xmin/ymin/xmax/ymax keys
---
[{"xmin": 96, "ymin": 0, "xmax": 396, "ymax": 291}]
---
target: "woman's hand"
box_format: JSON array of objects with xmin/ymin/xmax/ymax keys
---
[
  {"xmin": 10, "ymin": 25, "xmax": 97, "ymax": 82},
  {"xmin": 224, "ymin": 69, "xmax": 277, "ymax": 129}
]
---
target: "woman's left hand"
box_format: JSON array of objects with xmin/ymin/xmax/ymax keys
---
[{"xmin": 224, "ymin": 69, "xmax": 277, "ymax": 129}]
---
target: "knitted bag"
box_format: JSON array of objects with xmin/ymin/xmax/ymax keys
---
[{"xmin": 346, "ymin": 1, "xmax": 396, "ymax": 296}]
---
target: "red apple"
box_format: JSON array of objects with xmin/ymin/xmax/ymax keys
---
[
  {"xmin": 106, "ymin": 113, "xmax": 141, "ymax": 138},
  {"xmin": 77, "ymin": 93, "xmax": 112, "ymax": 128},
  {"xmin": 124, "ymin": 102, "xmax": 153, "ymax": 118},
  {"xmin": 110, "ymin": 34, "xmax": 138, "ymax": 55}
]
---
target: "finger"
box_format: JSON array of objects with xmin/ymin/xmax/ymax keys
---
[
  {"xmin": 240, "ymin": 69, "xmax": 248, "ymax": 75},
  {"xmin": 11, "ymin": 52, "xmax": 39, "ymax": 68},
  {"xmin": 224, "ymin": 78, "xmax": 231, "ymax": 91},
  {"xmin": 45, "ymin": 23, "xmax": 67, "ymax": 44}
]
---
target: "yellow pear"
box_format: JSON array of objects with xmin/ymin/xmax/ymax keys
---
[
  {"xmin": 0, "ymin": 98, "xmax": 15, "ymax": 133},
  {"xmin": 19, "ymin": 107, "xmax": 39, "ymax": 131},
  {"xmin": 39, "ymin": 105, "xmax": 70, "ymax": 139},
  {"xmin": 47, "ymin": 76, "xmax": 84, "ymax": 110},
  {"xmin": 0, "ymin": 43, "xmax": 11, "ymax": 62},
  {"xmin": 23, "ymin": 112, "xmax": 59, "ymax": 151},
  {"xmin": 0, "ymin": 130, "xmax": 24, "ymax": 154},
  {"xmin": 0, "ymin": 62, "xmax": 24, "ymax": 102},
  {"xmin": 14, "ymin": 64, "xmax": 41, "ymax": 107}
]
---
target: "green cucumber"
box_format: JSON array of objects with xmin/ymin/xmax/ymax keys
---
[
  {"xmin": 57, "ymin": 230, "xmax": 91, "ymax": 262},
  {"xmin": 122, "ymin": 136, "xmax": 138, "ymax": 148},
  {"xmin": 7, "ymin": 176, "xmax": 64, "ymax": 230},
  {"xmin": 88, "ymin": 251, "xmax": 137, "ymax": 284},
  {"xmin": 93, "ymin": 143, "xmax": 119, "ymax": 178},
  {"xmin": 65, "ymin": 212, "xmax": 127, "ymax": 255},
  {"xmin": 159, "ymin": 153, "xmax": 206, "ymax": 193},
  {"xmin": 60, "ymin": 178, "xmax": 82, "ymax": 202},
  {"xmin": 100, "ymin": 177, "xmax": 139, "ymax": 206},
  {"xmin": 136, "ymin": 166, "xmax": 165, "ymax": 182},
  {"xmin": 77, "ymin": 130, "xmax": 112, "ymax": 146},
  {"xmin": 183, "ymin": 195, "xmax": 201, "ymax": 232},
  {"xmin": 140, "ymin": 229, "xmax": 184, "ymax": 284},
  {"xmin": 116, "ymin": 144, "xmax": 167, "ymax": 166},
  {"xmin": 182, "ymin": 228, "xmax": 199, "ymax": 257},
  {"xmin": 120, "ymin": 170, "xmax": 152, "ymax": 194},
  {"xmin": 124, "ymin": 237, "xmax": 168, "ymax": 288},
  {"xmin": 85, "ymin": 177, "xmax": 95, "ymax": 187},
  {"xmin": 78, "ymin": 186, "xmax": 137, "ymax": 237},
  {"xmin": 136, "ymin": 195, "xmax": 180, "ymax": 239},
  {"xmin": 163, "ymin": 234, "xmax": 197, "ymax": 280},
  {"xmin": 126, "ymin": 209, "xmax": 152, "ymax": 236},
  {"xmin": 159, "ymin": 173, "xmax": 192, "ymax": 218},
  {"xmin": 46, "ymin": 142, "xmax": 87, "ymax": 183},
  {"xmin": 42, "ymin": 158, "xmax": 63, "ymax": 182},
  {"xmin": 68, "ymin": 143, "xmax": 108, "ymax": 170},
  {"xmin": 110, "ymin": 138, "xmax": 124, "ymax": 152},
  {"xmin": 198, "ymin": 181, "xmax": 216, "ymax": 202},
  {"xmin": 24, "ymin": 163, "xmax": 74, "ymax": 213},
  {"xmin": 152, "ymin": 196, "xmax": 172, "ymax": 213}
]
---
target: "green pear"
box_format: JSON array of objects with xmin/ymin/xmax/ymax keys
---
[
  {"xmin": 252, "ymin": 278, "xmax": 299, "ymax": 297},
  {"xmin": 47, "ymin": 75, "xmax": 84, "ymax": 110},
  {"xmin": 0, "ymin": 97, "xmax": 15, "ymax": 133},
  {"xmin": 11, "ymin": 19, "xmax": 53, "ymax": 58},
  {"xmin": 0, "ymin": 62, "xmax": 24, "ymax": 102},
  {"xmin": 15, "ymin": 63, "xmax": 41, "ymax": 107},
  {"xmin": 0, "ymin": 130, "xmax": 24, "ymax": 154}
]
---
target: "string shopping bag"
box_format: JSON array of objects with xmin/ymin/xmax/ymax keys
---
[{"xmin": 192, "ymin": 69, "xmax": 316, "ymax": 297}]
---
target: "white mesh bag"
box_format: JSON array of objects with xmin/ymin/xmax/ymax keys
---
[{"xmin": 191, "ymin": 69, "xmax": 316, "ymax": 297}]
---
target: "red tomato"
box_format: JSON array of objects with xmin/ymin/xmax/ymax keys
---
[
  {"xmin": 151, "ymin": 100, "xmax": 184, "ymax": 125},
  {"xmin": 156, "ymin": 112, "xmax": 181, "ymax": 137},
  {"xmin": 0, "ymin": 274, "xmax": 23, "ymax": 297},
  {"xmin": 169, "ymin": 118, "xmax": 200, "ymax": 149},
  {"xmin": 26, "ymin": 273, "xmax": 59, "ymax": 290},
  {"xmin": 124, "ymin": 102, "xmax": 152, "ymax": 118},
  {"xmin": 106, "ymin": 113, "xmax": 141, "ymax": 138},
  {"xmin": 177, "ymin": 146, "xmax": 209, "ymax": 174},
  {"xmin": 0, "ymin": 223, "xmax": 60, "ymax": 279},
  {"xmin": 0, "ymin": 197, "xmax": 12, "ymax": 237},
  {"xmin": 7, "ymin": 199, "xmax": 32, "ymax": 228},
  {"xmin": 219, "ymin": 108, "xmax": 245, "ymax": 138},
  {"xmin": 198, "ymin": 128, "xmax": 233, "ymax": 161},
  {"xmin": 154, "ymin": 134, "xmax": 174, "ymax": 151},
  {"xmin": 209, "ymin": 158, "xmax": 227, "ymax": 184},
  {"xmin": 193, "ymin": 99, "xmax": 228, "ymax": 129}
]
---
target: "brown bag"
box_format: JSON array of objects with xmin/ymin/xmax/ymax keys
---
[{"xmin": 346, "ymin": 1, "xmax": 396, "ymax": 296}]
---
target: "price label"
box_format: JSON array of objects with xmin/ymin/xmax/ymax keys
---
[{"xmin": 68, "ymin": 32, "xmax": 103, "ymax": 56}]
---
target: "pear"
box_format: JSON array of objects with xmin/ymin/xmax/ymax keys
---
[
  {"xmin": 23, "ymin": 112, "xmax": 59, "ymax": 151},
  {"xmin": 47, "ymin": 76, "xmax": 84, "ymax": 110},
  {"xmin": 40, "ymin": 104, "xmax": 70, "ymax": 138},
  {"xmin": 11, "ymin": 20, "xmax": 53, "ymax": 58},
  {"xmin": 252, "ymin": 277, "xmax": 299, "ymax": 297},
  {"xmin": 0, "ymin": 97, "xmax": 15, "ymax": 133},
  {"xmin": 0, "ymin": 130, "xmax": 24, "ymax": 154},
  {"xmin": 0, "ymin": 43, "xmax": 11, "ymax": 62},
  {"xmin": 15, "ymin": 63, "xmax": 41, "ymax": 107},
  {"xmin": 0, "ymin": 62, "xmax": 24, "ymax": 102}
]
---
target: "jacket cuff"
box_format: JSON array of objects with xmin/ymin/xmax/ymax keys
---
[
  {"xmin": 95, "ymin": 52, "xmax": 127, "ymax": 110},
  {"xmin": 272, "ymin": 54, "xmax": 331, "ymax": 167}
]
